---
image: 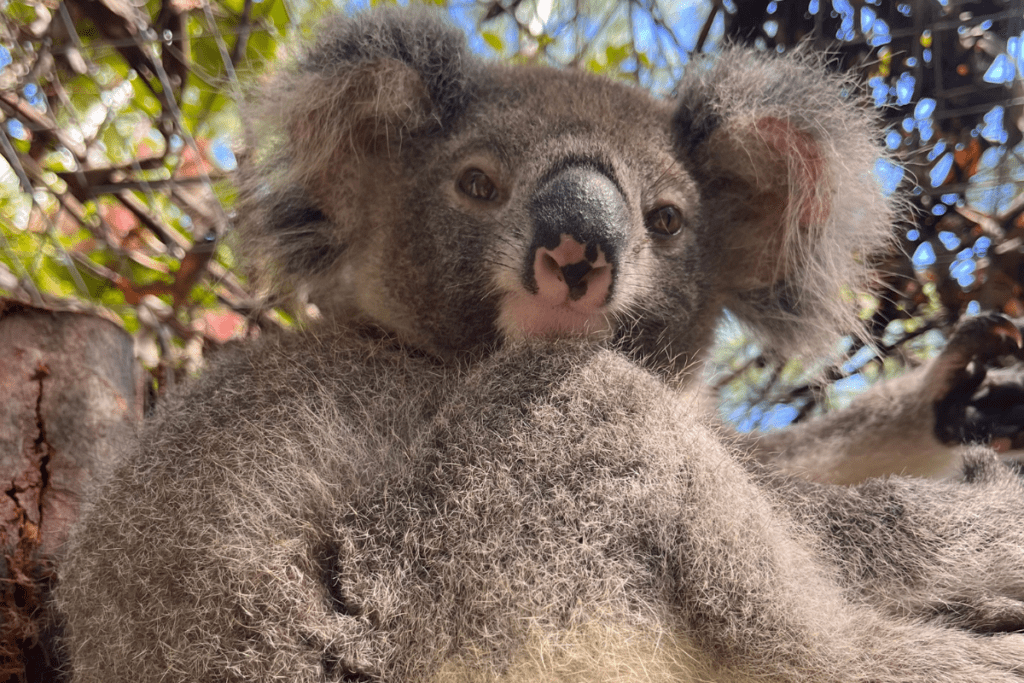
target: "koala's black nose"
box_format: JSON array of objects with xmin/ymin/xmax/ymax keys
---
[{"xmin": 527, "ymin": 166, "xmax": 629, "ymax": 301}]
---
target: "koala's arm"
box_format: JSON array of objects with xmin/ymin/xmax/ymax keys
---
[
  {"xmin": 673, "ymin": 48, "xmax": 1017, "ymax": 484},
  {"xmin": 764, "ymin": 448, "xmax": 1024, "ymax": 633},
  {"xmin": 744, "ymin": 313, "xmax": 1024, "ymax": 484}
]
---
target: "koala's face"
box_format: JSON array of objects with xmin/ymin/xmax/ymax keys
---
[
  {"xmin": 340, "ymin": 66, "xmax": 713, "ymax": 363},
  {"xmin": 241, "ymin": 10, "xmax": 894, "ymax": 371}
]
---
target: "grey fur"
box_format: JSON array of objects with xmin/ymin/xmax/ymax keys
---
[
  {"xmin": 56, "ymin": 9, "xmax": 1024, "ymax": 683},
  {"xmin": 748, "ymin": 312, "xmax": 1023, "ymax": 483}
]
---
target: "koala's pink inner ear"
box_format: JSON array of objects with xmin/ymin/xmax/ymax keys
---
[
  {"xmin": 754, "ymin": 117, "xmax": 830, "ymax": 228},
  {"xmin": 703, "ymin": 115, "xmax": 836, "ymax": 292}
]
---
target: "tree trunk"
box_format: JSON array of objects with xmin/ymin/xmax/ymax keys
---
[{"xmin": 0, "ymin": 301, "xmax": 143, "ymax": 683}]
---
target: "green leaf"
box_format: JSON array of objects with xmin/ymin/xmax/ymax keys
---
[
  {"xmin": 0, "ymin": 230, "xmax": 35, "ymax": 266},
  {"xmin": 193, "ymin": 40, "xmax": 226, "ymax": 81},
  {"xmin": 102, "ymin": 126, "xmax": 131, "ymax": 164},
  {"xmin": 191, "ymin": 285, "xmax": 219, "ymax": 308},
  {"xmin": 4, "ymin": 1, "xmax": 37, "ymax": 26},
  {"xmin": 99, "ymin": 284, "xmax": 127, "ymax": 309},
  {"xmin": 482, "ymin": 32, "xmax": 504, "ymax": 53},
  {"xmin": 264, "ymin": 0, "xmax": 292, "ymax": 33},
  {"xmin": 131, "ymin": 79, "xmax": 162, "ymax": 117},
  {"xmin": 36, "ymin": 255, "xmax": 78, "ymax": 298},
  {"xmin": 120, "ymin": 308, "xmax": 140, "ymax": 335},
  {"xmin": 605, "ymin": 44, "xmax": 629, "ymax": 68},
  {"xmin": 67, "ymin": 74, "xmax": 101, "ymax": 112}
]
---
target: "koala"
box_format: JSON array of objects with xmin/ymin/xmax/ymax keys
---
[
  {"xmin": 56, "ymin": 9, "xmax": 1024, "ymax": 683},
  {"xmin": 745, "ymin": 312, "xmax": 1024, "ymax": 484}
]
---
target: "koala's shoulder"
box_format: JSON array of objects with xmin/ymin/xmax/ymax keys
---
[{"xmin": 135, "ymin": 329, "xmax": 457, "ymax": 475}]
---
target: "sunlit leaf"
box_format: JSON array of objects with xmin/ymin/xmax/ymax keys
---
[
  {"xmin": 265, "ymin": 0, "xmax": 292, "ymax": 33},
  {"xmin": 131, "ymin": 79, "xmax": 163, "ymax": 116},
  {"xmin": 482, "ymin": 32, "xmax": 503, "ymax": 53},
  {"xmin": 5, "ymin": 1, "xmax": 36, "ymax": 25},
  {"xmin": 247, "ymin": 31, "xmax": 277, "ymax": 66},
  {"xmin": 605, "ymin": 44, "xmax": 629, "ymax": 68}
]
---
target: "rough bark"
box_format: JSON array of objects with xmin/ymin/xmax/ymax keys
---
[{"xmin": 0, "ymin": 301, "xmax": 142, "ymax": 683}]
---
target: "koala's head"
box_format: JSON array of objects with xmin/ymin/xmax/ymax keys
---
[{"xmin": 238, "ymin": 8, "xmax": 896, "ymax": 373}]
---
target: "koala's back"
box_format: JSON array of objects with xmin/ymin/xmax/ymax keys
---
[
  {"xmin": 57, "ymin": 329, "xmax": 1024, "ymax": 683},
  {"xmin": 57, "ymin": 331, "xmax": 835, "ymax": 683}
]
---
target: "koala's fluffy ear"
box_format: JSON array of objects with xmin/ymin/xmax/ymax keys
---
[
  {"xmin": 256, "ymin": 8, "xmax": 471, "ymax": 180},
  {"xmin": 675, "ymin": 48, "xmax": 899, "ymax": 356},
  {"xmin": 235, "ymin": 9, "xmax": 472, "ymax": 294}
]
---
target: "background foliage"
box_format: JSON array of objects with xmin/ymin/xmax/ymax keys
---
[{"xmin": 1, "ymin": 0, "xmax": 1023, "ymax": 422}]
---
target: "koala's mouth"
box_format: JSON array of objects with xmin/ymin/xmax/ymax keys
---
[
  {"xmin": 497, "ymin": 290, "xmax": 613, "ymax": 339},
  {"xmin": 495, "ymin": 233, "xmax": 617, "ymax": 339}
]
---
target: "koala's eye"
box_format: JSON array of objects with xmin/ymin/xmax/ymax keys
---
[
  {"xmin": 645, "ymin": 205, "xmax": 684, "ymax": 237},
  {"xmin": 458, "ymin": 168, "xmax": 498, "ymax": 201}
]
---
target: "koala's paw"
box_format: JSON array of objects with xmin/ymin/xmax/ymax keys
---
[
  {"xmin": 932, "ymin": 313, "xmax": 1023, "ymax": 445},
  {"xmin": 960, "ymin": 364, "xmax": 1024, "ymax": 451},
  {"xmin": 946, "ymin": 313, "xmax": 1021, "ymax": 366}
]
